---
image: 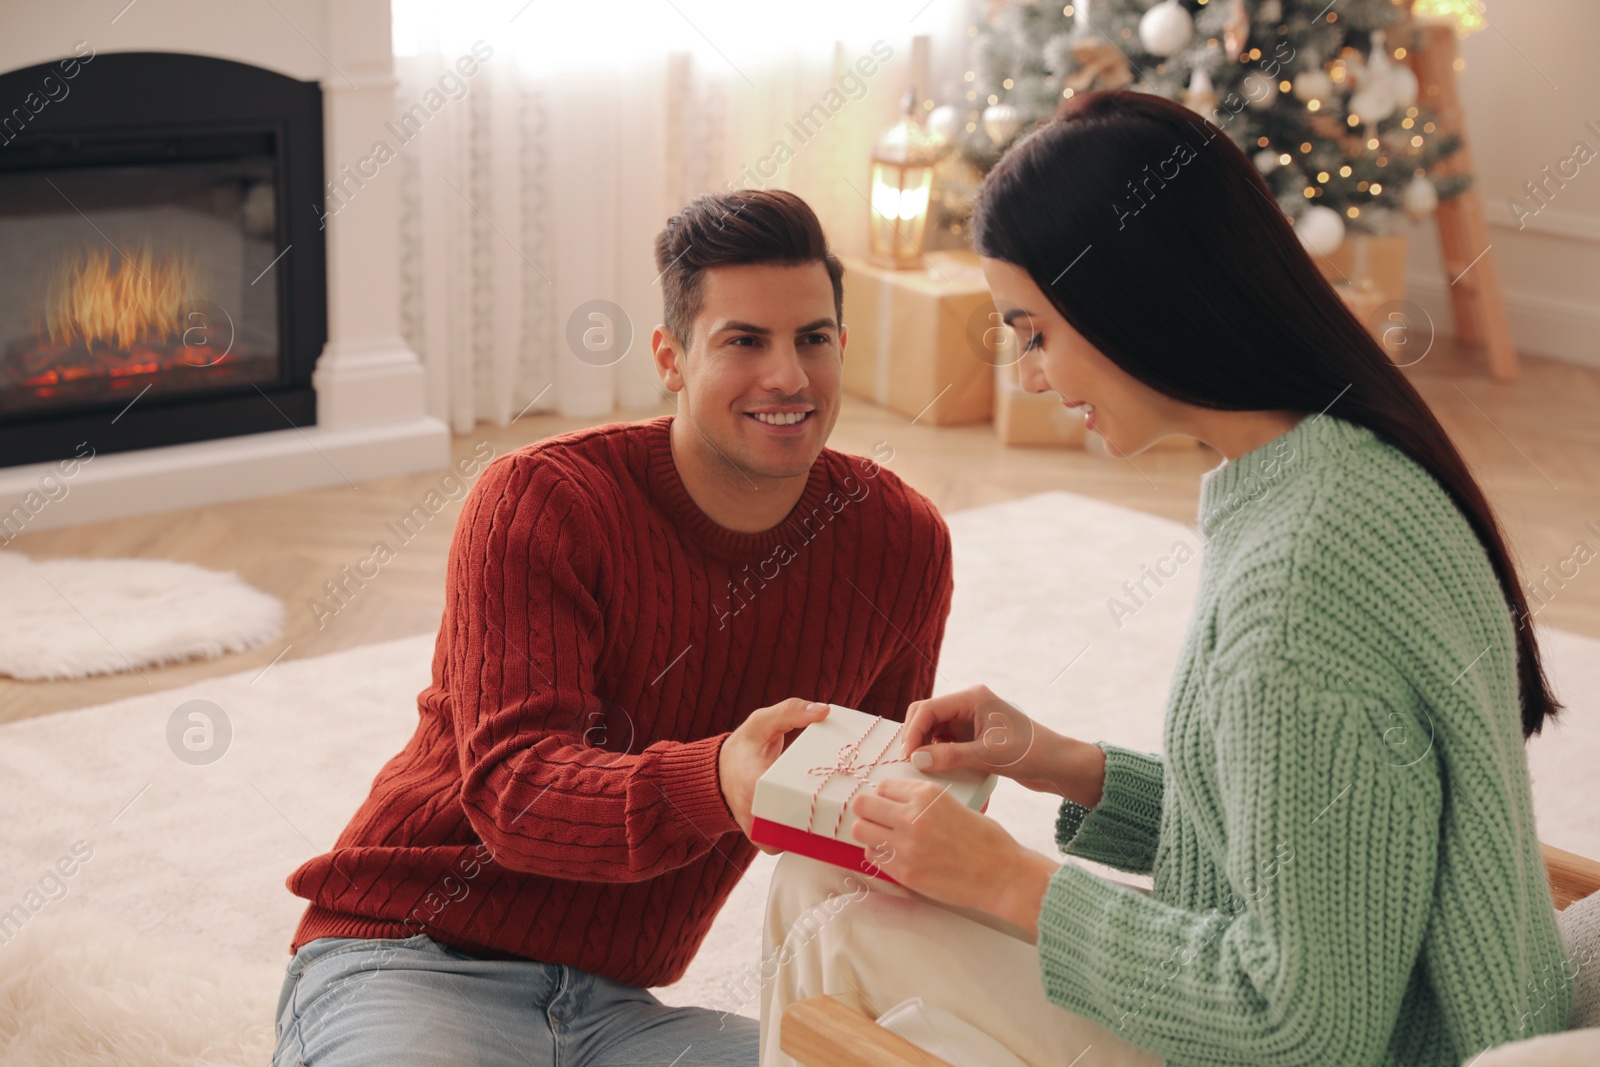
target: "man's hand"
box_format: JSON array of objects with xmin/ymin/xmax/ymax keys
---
[{"xmin": 719, "ymin": 698, "xmax": 829, "ymax": 853}]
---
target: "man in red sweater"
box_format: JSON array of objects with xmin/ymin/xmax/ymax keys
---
[{"xmin": 271, "ymin": 189, "xmax": 954, "ymax": 1066}]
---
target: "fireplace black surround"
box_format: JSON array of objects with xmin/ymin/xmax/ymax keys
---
[{"xmin": 0, "ymin": 51, "xmax": 326, "ymax": 468}]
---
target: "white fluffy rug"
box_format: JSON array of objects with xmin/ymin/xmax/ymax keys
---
[
  {"xmin": 0, "ymin": 491, "xmax": 1595, "ymax": 1065},
  {"xmin": 0, "ymin": 551, "xmax": 284, "ymax": 681}
]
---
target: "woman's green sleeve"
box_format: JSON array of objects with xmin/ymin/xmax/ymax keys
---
[{"xmin": 1054, "ymin": 742, "xmax": 1164, "ymax": 875}]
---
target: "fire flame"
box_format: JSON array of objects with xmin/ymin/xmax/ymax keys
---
[{"xmin": 43, "ymin": 242, "xmax": 204, "ymax": 352}]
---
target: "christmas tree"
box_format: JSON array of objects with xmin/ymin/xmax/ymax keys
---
[{"xmin": 929, "ymin": 0, "xmax": 1468, "ymax": 251}]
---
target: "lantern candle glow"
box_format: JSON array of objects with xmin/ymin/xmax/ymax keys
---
[{"xmin": 867, "ymin": 89, "xmax": 945, "ymax": 270}]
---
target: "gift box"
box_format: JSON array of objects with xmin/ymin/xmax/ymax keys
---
[
  {"xmin": 1316, "ymin": 233, "xmax": 1408, "ymax": 306},
  {"xmin": 839, "ymin": 251, "xmax": 994, "ymax": 426},
  {"xmin": 990, "ymin": 328, "xmax": 1197, "ymax": 451},
  {"xmin": 1317, "ymin": 234, "xmax": 1410, "ymax": 348},
  {"xmin": 994, "ymin": 357, "xmax": 1088, "ymax": 449},
  {"xmin": 1335, "ymin": 279, "xmax": 1390, "ymax": 348},
  {"xmin": 750, "ymin": 704, "xmax": 999, "ymax": 884}
]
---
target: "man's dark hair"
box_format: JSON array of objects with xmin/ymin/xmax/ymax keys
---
[{"xmin": 653, "ymin": 189, "xmax": 845, "ymax": 350}]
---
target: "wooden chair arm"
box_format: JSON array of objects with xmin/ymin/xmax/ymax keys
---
[
  {"xmin": 780, "ymin": 994, "xmax": 955, "ymax": 1067},
  {"xmin": 1543, "ymin": 842, "xmax": 1600, "ymax": 911}
]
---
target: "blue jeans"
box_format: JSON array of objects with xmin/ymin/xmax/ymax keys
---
[{"xmin": 271, "ymin": 933, "xmax": 759, "ymax": 1066}]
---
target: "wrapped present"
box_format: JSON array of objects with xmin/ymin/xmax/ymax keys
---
[
  {"xmin": 1336, "ymin": 278, "xmax": 1388, "ymax": 343},
  {"xmin": 1316, "ymin": 233, "xmax": 1409, "ymax": 306},
  {"xmin": 750, "ymin": 704, "xmax": 999, "ymax": 884},
  {"xmin": 990, "ymin": 330, "xmax": 1196, "ymax": 451},
  {"xmin": 839, "ymin": 251, "xmax": 994, "ymax": 426},
  {"xmin": 993, "ymin": 341, "xmax": 1088, "ymax": 448}
]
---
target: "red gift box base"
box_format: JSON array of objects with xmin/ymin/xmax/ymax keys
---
[
  {"xmin": 750, "ymin": 797, "xmax": 990, "ymax": 887},
  {"xmin": 750, "ymin": 817, "xmax": 901, "ymax": 885}
]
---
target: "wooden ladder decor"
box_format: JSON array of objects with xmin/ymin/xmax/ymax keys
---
[{"xmin": 1407, "ymin": 19, "xmax": 1519, "ymax": 381}]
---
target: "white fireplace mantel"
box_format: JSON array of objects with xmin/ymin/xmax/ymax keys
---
[{"xmin": 0, "ymin": 0, "xmax": 449, "ymax": 534}]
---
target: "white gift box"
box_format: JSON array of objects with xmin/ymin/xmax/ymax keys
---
[{"xmin": 749, "ymin": 704, "xmax": 999, "ymax": 883}]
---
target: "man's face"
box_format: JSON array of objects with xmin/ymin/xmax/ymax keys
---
[{"xmin": 656, "ymin": 261, "xmax": 845, "ymax": 481}]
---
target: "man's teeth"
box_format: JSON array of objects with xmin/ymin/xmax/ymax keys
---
[{"xmin": 752, "ymin": 411, "xmax": 809, "ymax": 426}]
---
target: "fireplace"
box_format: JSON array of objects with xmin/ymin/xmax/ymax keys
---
[{"xmin": 0, "ymin": 52, "xmax": 326, "ymax": 468}]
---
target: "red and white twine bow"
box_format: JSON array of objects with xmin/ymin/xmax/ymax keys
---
[{"xmin": 804, "ymin": 716, "xmax": 911, "ymax": 838}]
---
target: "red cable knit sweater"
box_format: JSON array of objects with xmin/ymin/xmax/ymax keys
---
[{"xmin": 286, "ymin": 415, "xmax": 954, "ymax": 988}]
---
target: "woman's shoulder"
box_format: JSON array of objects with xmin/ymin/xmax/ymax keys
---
[
  {"xmin": 1208, "ymin": 416, "xmax": 1509, "ymax": 680},
  {"xmin": 1218, "ymin": 415, "xmax": 1489, "ymax": 583},
  {"xmin": 1296, "ymin": 415, "xmax": 1491, "ymax": 579}
]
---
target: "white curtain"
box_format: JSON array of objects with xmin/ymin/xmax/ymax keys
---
[{"xmin": 391, "ymin": 0, "xmax": 967, "ymax": 433}]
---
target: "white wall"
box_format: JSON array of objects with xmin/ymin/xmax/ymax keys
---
[
  {"xmin": 0, "ymin": 1, "xmax": 333, "ymax": 82},
  {"xmin": 1405, "ymin": 1, "xmax": 1600, "ymax": 368}
]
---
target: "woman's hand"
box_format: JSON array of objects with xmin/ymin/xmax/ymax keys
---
[
  {"xmin": 848, "ymin": 778, "xmax": 1058, "ymax": 937},
  {"xmin": 901, "ymin": 684, "xmax": 1106, "ymax": 808}
]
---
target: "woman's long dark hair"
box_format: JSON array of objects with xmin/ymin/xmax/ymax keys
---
[{"xmin": 973, "ymin": 89, "xmax": 1559, "ymax": 738}]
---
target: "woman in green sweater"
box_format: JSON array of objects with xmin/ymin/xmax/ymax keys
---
[{"xmin": 839, "ymin": 90, "xmax": 1573, "ymax": 1064}]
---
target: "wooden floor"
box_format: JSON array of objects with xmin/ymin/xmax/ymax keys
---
[{"xmin": 4, "ymin": 338, "xmax": 1598, "ymax": 725}]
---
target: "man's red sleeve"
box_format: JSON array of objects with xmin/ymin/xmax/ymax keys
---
[
  {"xmin": 855, "ymin": 507, "xmax": 955, "ymax": 722},
  {"xmin": 447, "ymin": 453, "xmax": 741, "ymax": 882}
]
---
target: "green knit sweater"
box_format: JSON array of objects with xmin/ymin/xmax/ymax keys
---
[{"xmin": 1037, "ymin": 413, "xmax": 1573, "ymax": 1066}]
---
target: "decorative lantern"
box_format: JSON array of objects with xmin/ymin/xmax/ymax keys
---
[{"xmin": 868, "ymin": 88, "xmax": 945, "ymax": 270}]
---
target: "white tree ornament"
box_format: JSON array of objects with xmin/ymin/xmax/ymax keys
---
[
  {"xmin": 1390, "ymin": 64, "xmax": 1419, "ymax": 110},
  {"xmin": 1293, "ymin": 68, "xmax": 1333, "ymax": 104},
  {"xmin": 1295, "ymin": 204, "xmax": 1346, "ymax": 256},
  {"xmin": 927, "ymin": 104, "xmax": 961, "ymax": 144},
  {"xmin": 1350, "ymin": 31, "xmax": 1400, "ymax": 124},
  {"xmin": 1349, "ymin": 80, "xmax": 1397, "ymax": 125},
  {"xmin": 982, "ymin": 103, "xmax": 1023, "ymax": 146},
  {"xmin": 1404, "ymin": 173, "xmax": 1440, "ymax": 219},
  {"xmin": 1184, "ymin": 68, "xmax": 1218, "ymax": 115},
  {"xmin": 1139, "ymin": 0, "xmax": 1194, "ymax": 58}
]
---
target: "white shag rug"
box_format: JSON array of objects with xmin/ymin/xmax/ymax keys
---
[
  {"xmin": 0, "ymin": 491, "xmax": 1595, "ymax": 1066},
  {"xmin": 0, "ymin": 551, "xmax": 284, "ymax": 681}
]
